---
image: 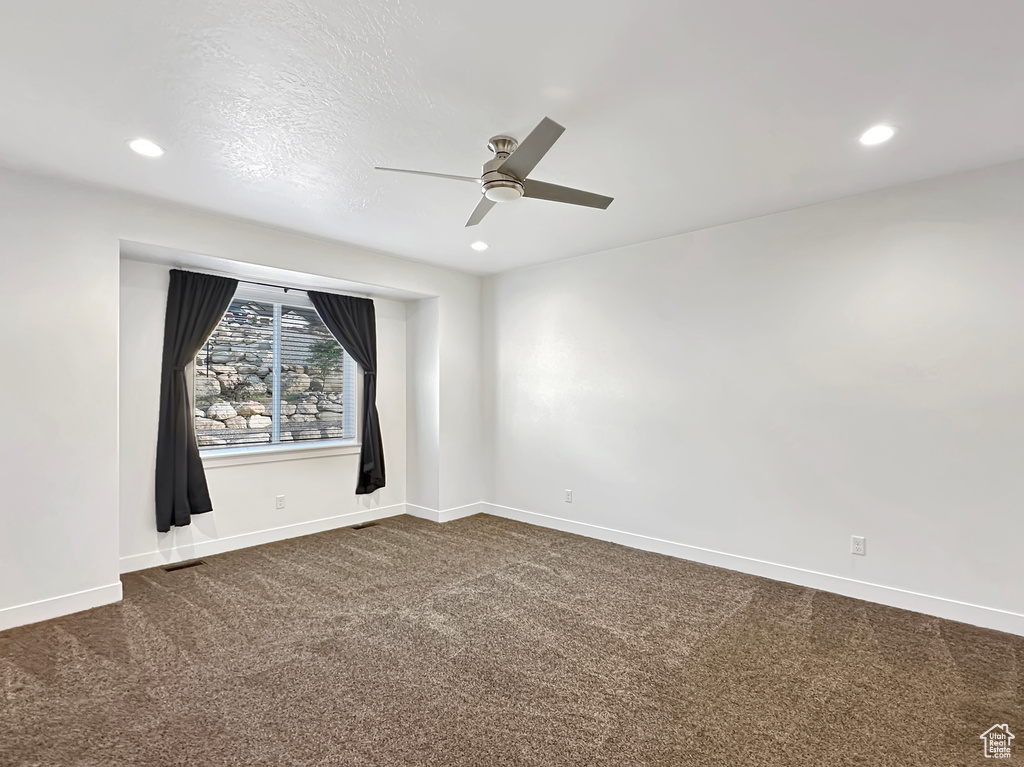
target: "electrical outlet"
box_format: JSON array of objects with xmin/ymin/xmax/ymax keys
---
[
  {"xmin": 276, "ymin": 495, "xmax": 286, "ymax": 510},
  {"xmin": 564, "ymin": 489, "xmax": 573, "ymax": 503},
  {"xmin": 851, "ymin": 535, "xmax": 866, "ymax": 556}
]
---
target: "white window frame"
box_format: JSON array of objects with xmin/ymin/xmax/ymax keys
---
[{"xmin": 193, "ymin": 283, "xmax": 361, "ymax": 467}]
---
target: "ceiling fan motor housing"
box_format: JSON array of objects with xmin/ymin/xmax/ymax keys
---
[{"xmin": 482, "ymin": 135, "xmax": 524, "ymax": 202}]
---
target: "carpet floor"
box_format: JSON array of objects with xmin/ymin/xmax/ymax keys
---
[{"xmin": 1, "ymin": 514, "xmax": 1021, "ymax": 766}]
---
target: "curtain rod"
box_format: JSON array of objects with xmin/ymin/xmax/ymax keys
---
[
  {"xmin": 235, "ymin": 277, "xmax": 370, "ymax": 300},
  {"xmin": 171, "ymin": 267, "xmax": 373, "ymax": 300}
]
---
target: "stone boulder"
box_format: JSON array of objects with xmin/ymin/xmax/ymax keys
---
[
  {"xmin": 195, "ymin": 376, "xmax": 221, "ymax": 399},
  {"xmin": 195, "ymin": 417, "xmax": 226, "ymax": 430},
  {"xmin": 217, "ymin": 373, "xmax": 243, "ymax": 389},
  {"xmin": 296, "ymin": 402, "xmax": 319, "ymax": 415},
  {"xmin": 317, "ymin": 411, "xmax": 344, "ymax": 422},
  {"xmin": 207, "ymin": 402, "xmax": 237, "ymax": 420},
  {"xmin": 248, "ymin": 414, "xmax": 273, "ymax": 429},
  {"xmin": 319, "ymin": 402, "xmax": 344, "ymax": 413},
  {"xmin": 236, "ymin": 401, "xmax": 266, "ymax": 417},
  {"xmin": 281, "ymin": 372, "xmax": 311, "ymax": 394},
  {"xmin": 223, "ymin": 415, "xmax": 247, "ymax": 430},
  {"xmin": 241, "ymin": 375, "xmax": 267, "ymax": 394}
]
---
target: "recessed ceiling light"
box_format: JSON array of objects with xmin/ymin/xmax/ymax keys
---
[
  {"xmin": 859, "ymin": 125, "xmax": 897, "ymax": 146},
  {"xmin": 128, "ymin": 138, "xmax": 165, "ymax": 157},
  {"xmin": 471, "ymin": 241, "xmax": 489, "ymax": 251}
]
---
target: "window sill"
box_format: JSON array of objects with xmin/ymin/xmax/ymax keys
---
[{"xmin": 200, "ymin": 440, "xmax": 361, "ymax": 468}]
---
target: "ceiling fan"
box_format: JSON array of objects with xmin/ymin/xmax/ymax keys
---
[{"xmin": 375, "ymin": 117, "xmax": 613, "ymax": 227}]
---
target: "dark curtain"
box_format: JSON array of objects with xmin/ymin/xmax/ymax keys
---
[
  {"xmin": 155, "ymin": 269, "xmax": 238, "ymax": 532},
  {"xmin": 307, "ymin": 291, "xmax": 386, "ymax": 494}
]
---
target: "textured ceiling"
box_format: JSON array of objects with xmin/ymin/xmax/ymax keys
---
[{"xmin": 2, "ymin": 1, "xmax": 1024, "ymax": 274}]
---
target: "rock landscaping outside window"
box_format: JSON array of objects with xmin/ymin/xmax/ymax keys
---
[{"xmin": 194, "ymin": 296, "xmax": 356, "ymax": 450}]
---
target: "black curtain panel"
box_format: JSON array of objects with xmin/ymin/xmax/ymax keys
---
[
  {"xmin": 155, "ymin": 269, "xmax": 238, "ymax": 532},
  {"xmin": 307, "ymin": 291, "xmax": 386, "ymax": 494}
]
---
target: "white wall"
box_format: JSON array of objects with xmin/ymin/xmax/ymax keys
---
[
  {"xmin": 406, "ymin": 297, "xmax": 440, "ymax": 511},
  {"xmin": 484, "ymin": 160, "xmax": 1024, "ymax": 634},
  {"xmin": 0, "ymin": 174, "xmax": 122, "ymax": 629},
  {"xmin": 118, "ymin": 258, "xmax": 408, "ymax": 571},
  {"xmin": 0, "ymin": 167, "xmax": 483, "ymax": 630}
]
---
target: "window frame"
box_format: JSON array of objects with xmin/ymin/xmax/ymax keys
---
[{"xmin": 191, "ymin": 284, "xmax": 361, "ymax": 464}]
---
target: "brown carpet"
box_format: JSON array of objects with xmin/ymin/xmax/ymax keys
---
[{"xmin": 1, "ymin": 514, "xmax": 1021, "ymax": 766}]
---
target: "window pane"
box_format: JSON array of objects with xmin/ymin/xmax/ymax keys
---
[
  {"xmin": 279, "ymin": 306, "xmax": 348, "ymax": 444},
  {"xmin": 194, "ymin": 296, "xmax": 353, "ymax": 451},
  {"xmin": 194, "ymin": 299, "xmax": 276, "ymax": 448}
]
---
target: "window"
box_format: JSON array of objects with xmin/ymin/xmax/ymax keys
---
[{"xmin": 193, "ymin": 287, "xmax": 357, "ymax": 451}]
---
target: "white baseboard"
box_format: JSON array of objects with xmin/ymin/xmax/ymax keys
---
[
  {"xmin": 119, "ymin": 503, "xmax": 408, "ymax": 573},
  {"xmin": 0, "ymin": 582, "xmax": 123, "ymax": 633},
  {"xmin": 481, "ymin": 503, "xmax": 1024, "ymax": 638},
  {"xmin": 406, "ymin": 502, "xmax": 484, "ymax": 523}
]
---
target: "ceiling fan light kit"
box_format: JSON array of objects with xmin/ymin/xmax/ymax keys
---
[{"xmin": 376, "ymin": 117, "xmax": 614, "ymax": 227}]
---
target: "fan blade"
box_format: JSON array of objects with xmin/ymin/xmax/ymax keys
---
[
  {"xmin": 465, "ymin": 196, "xmax": 496, "ymax": 227},
  {"xmin": 375, "ymin": 167, "xmax": 481, "ymax": 183},
  {"xmin": 496, "ymin": 117, "xmax": 565, "ymax": 180},
  {"xmin": 523, "ymin": 179, "xmax": 613, "ymax": 209}
]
